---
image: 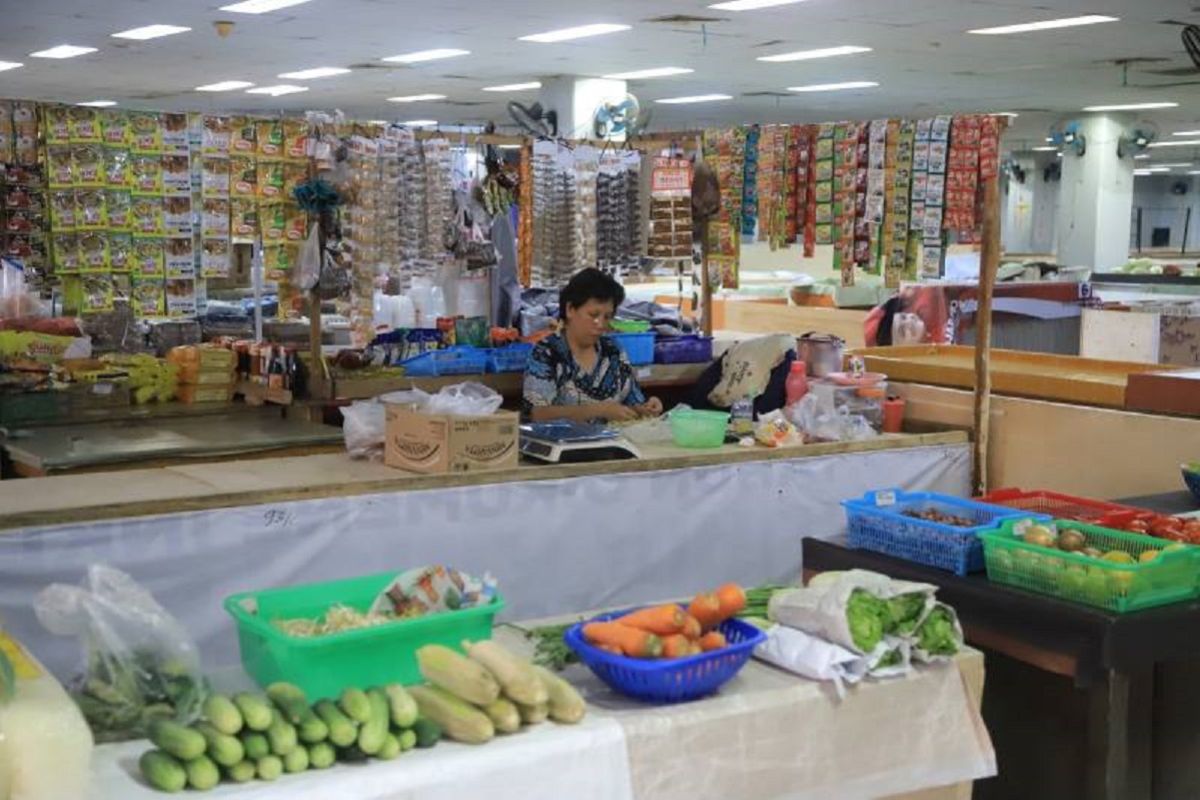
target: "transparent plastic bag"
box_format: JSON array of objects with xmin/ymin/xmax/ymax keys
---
[
  {"xmin": 339, "ymin": 399, "xmax": 388, "ymax": 460},
  {"xmin": 33, "ymin": 565, "xmax": 207, "ymax": 742},
  {"xmin": 422, "ymin": 382, "xmax": 502, "ymax": 416},
  {"xmin": 297, "ymin": 223, "xmax": 320, "ymax": 291}
]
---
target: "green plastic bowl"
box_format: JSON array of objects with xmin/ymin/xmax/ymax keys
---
[
  {"xmin": 670, "ymin": 409, "xmax": 730, "ymax": 448},
  {"xmin": 224, "ymin": 572, "xmax": 504, "ymax": 700}
]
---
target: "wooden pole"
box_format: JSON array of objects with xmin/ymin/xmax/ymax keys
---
[
  {"xmin": 973, "ymin": 166, "xmax": 1002, "ymax": 494},
  {"xmin": 700, "ymin": 218, "xmax": 714, "ymax": 336}
]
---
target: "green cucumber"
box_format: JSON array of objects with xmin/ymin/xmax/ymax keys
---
[
  {"xmin": 184, "ymin": 755, "xmax": 220, "ymax": 791},
  {"xmin": 384, "ymin": 683, "xmax": 419, "ymax": 728},
  {"xmin": 398, "ymin": 728, "xmax": 417, "ymax": 751},
  {"xmin": 194, "ymin": 722, "xmax": 244, "ymax": 767},
  {"xmin": 148, "ymin": 721, "xmax": 207, "ymax": 761},
  {"xmin": 225, "ymin": 760, "xmax": 256, "ymax": 783},
  {"xmin": 256, "ymin": 754, "xmax": 284, "ymax": 781},
  {"xmin": 339, "ymin": 687, "xmax": 372, "ymax": 724},
  {"xmin": 266, "ymin": 715, "xmax": 298, "ymax": 756},
  {"xmin": 241, "ymin": 732, "xmax": 270, "ymax": 760},
  {"xmin": 139, "ymin": 750, "xmax": 187, "ymax": 793},
  {"xmin": 233, "ymin": 692, "xmax": 274, "ymax": 731},
  {"xmin": 266, "ymin": 682, "xmax": 309, "ymax": 724},
  {"xmin": 202, "ymin": 693, "xmax": 243, "ymax": 735},
  {"xmin": 376, "ymin": 733, "xmax": 401, "ymax": 760},
  {"xmin": 297, "ymin": 711, "xmax": 329, "ymax": 744},
  {"xmin": 356, "ymin": 689, "xmax": 389, "ymax": 755},
  {"xmin": 314, "ymin": 699, "xmax": 358, "ymax": 747},
  {"xmin": 308, "ymin": 742, "xmax": 336, "ymax": 769},
  {"xmin": 283, "ymin": 745, "xmax": 310, "ymax": 773},
  {"xmin": 412, "ymin": 717, "xmax": 442, "ymax": 748}
]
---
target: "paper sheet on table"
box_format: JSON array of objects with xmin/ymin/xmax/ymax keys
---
[{"xmin": 88, "ymin": 716, "xmax": 633, "ymax": 800}]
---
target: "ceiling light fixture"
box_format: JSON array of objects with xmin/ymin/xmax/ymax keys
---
[
  {"xmin": 1134, "ymin": 154, "xmax": 1151, "ymax": 160},
  {"xmin": 1148, "ymin": 139, "xmax": 1200, "ymax": 148},
  {"xmin": 482, "ymin": 81, "xmax": 542, "ymax": 92},
  {"xmin": 1133, "ymin": 170, "xmax": 1154, "ymax": 176},
  {"xmin": 1032, "ymin": 146, "xmax": 1058, "ymax": 151},
  {"xmin": 30, "ymin": 45, "xmax": 98, "ymax": 59},
  {"xmin": 277, "ymin": 66, "xmax": 350, "ymax": 79},
  {"xmin": 497, "ymin": 144, "xmax": 523, "ymax": 149},
  {"xmin": 195, "ymin": 80, "xmax": 255, "ymax": 91},
  {"xmin": 603, "ymin": 67, "xmax": 693, "ymax": 80},
  {"xmin": 0, "ymin": 61, "xmax": 22, "ymax": 72},
  {"xmin": 991, "ymin": 112, "xmax": 1019, "ymax": 118},
  {"xmin": 656, "ymin": 94, "xmax": 733, "ymax": 104},
  {"xmin": 1172, "ymin": 130, "xmax": 1200, "ymax": 136},
  {"xmin": 402, "ymin": 119, "xmax": 438, "ymax": 127},
  {"xmin": 245, "ymin": 84, "xmax": 308, "ymax": 96},
  {"xmin": 787, "ymin": 81, "xmax": 879, "ymax": 92},
  {"xmin": 1082, "ymin": 101, "xmax": 1178, "ymax": 112},
  {"xmin": 709, "ymin": 0, "xmax": 809, "ymax": 10},
  {"xmin": 1189, "ymin": 171, "xmax": 1200, "ymax": 175},
  {"xmin": 382, "ymin": 48, "xmax": 470, "ymax": 64},
  {"xmin": 77, "ymin": 100, "xmax": 117, "ymax": 107},
  {"xmin": 519, "ymin": 24, "xmax": 631, "ymax": 43},
  {"xmin": 387, "ymin": 94, "xmax": 446, "ymax": 103},
  {"xmin": 1153, "ymin": 162, "xmax": 1192, "ymax": 168},
  {"xmin": 757, "ymin": 46, "xmax": 871, "ymax": 63},
  {"xmin": 111, "ymin": 24, "xmax": 191, "ymax": 40},
  {"xmin": 968, "ymin": 15, "xmax": 1117, "ymax": 35},
  {"xmin": 219, "ymin": 0, "xmax": 312, "ymax": 13}
]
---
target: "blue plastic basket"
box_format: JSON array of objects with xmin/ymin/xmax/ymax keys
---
[
  {"xmin": 654, "ymin": 335, "xmax": 714, "ymax": 364},
  {"xmin": 606, "ymin": 333, "xmax": 655, "ymax": 366},
  {"xmin": 1182, "ymin": 465, "xmax": 1200, "ymax": 504},
  {"xmin": 399, "ymin": 346, "xmax": 489, "ymax": 377},
  {"xmin": 564, "ymin": 608, "xmax": 766, "ymax": 703},
  {"xmin": 842, "ymin": 489, "xmax": 1049, "ymax": 575},
  {"xmin": 486, "ymin": 343, "xmax": 534, "ymax": 374}
]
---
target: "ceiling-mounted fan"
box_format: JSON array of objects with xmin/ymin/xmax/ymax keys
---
[{"xmin": 507, "ymin": 101, "xmax": 558, "ymax": 139}]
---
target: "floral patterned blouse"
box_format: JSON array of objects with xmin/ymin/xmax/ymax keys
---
[{"xmin": 521, "ymin": 334, "xmax": 646, "ymax": 418}]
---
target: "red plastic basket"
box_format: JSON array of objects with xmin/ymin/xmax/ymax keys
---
[{"xmin": 979, "ymin": 488, "xmax": 1146, "ymax": 524}]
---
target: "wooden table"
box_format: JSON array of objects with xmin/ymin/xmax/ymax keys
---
[{"xmin": 802, "ymin": 537, "xmax": 1200, "ymax": 800}]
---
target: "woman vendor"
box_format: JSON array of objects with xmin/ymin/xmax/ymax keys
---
[{"xmin": 523, "ymin": 268, "xmax": 664, "ymax": 423}]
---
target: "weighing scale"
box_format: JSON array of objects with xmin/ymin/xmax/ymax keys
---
[{"xmin": 519, "ymin": 421, "xmax": 642, "ymax": 463}]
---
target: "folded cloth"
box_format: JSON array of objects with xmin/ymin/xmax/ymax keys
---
[{"xmin": 707, "ymin": 333, "xmax": 795, "ymax": 407}]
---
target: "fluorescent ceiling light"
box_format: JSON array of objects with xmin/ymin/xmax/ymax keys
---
[
  {"xmin": 387, "ymin": 94, "xmax": 445, "ymax": 103},
  {"xmin": 1149, "ymin": 139, "xmax": 1200, "ymax": 148},
  {"xmin": 758, "ymin": 46, "xmax": 871, "ymax": 63},
  {"xmin": 1032, "ymin": 146, "xmax": 1058, "ymax": 151},
  {"xmin": 1152, "ymin": 162, "xmax": 1192, "ymax": 168},
  {"xmin": 246, "ymin": 84, "xmax": 308, "ymax": 96},
  {"xmin": 482, "ymin": 81, "xmax": 542, "ymax": 92},
  {"xmin": 1133, "ymin": 170, "xmax": 1153, "ymax": 176},
  {"xmin": 787, "ymin": 81, "xmax": 878, "ymax": 92},
  {"xmin": 992, "ymin": 112, "xmax": 1019, "ymax": 118},
  {"xmin": 278, "ymin": 66, "xmax": 350, "ymax": 79},
  {"xmin": 1173, "ymin": 130, "xmax": 1200, "ymax": 136},
  {"xmin": 366, "ymin": 120, "xmax": 389, "ymax": 124},
  {"xmin": 30, "ymin": 45, "xmax": 97, "ymax": 59},
  {"xmin": 112, "ymin": 24, "xmax": 190, "ymax": 41},
  {"xmin": 497, "ymin": 144, "xmax": 523, "ymax": 150},
  {"xmin": 519, "ymin": 24, "xmax": 631, "ymax": 43},
  {"xmin": 77, "ymin": 100, "xmax": 117, "ymax": 107},
  {"xmin": 603, "ymin": 66, "xmax": 693, "ymax": 80},
  {"xmin": 1189, "ymin": 171, "xmax": 1200, "ymax": 175},
  {"xmin": 656, "ymin": 94, "xmax": 733, "ymax": 104},
  {"xmin": 1134, "ymin": 154, "xmax": 1150, "ymax": 159},
  {"xmin": 1143, "ymin": 167, "xmax": 1171, "ymax": 173},
  {"xmin": 1045, "ymin": 137, "xmax": 1054, "ymax": 142},
  {"xmin": 709, "ymin": 0, "xmax": 809, "ymax": 10},
  {"xmin": 220, "ymin": 0, "xmax": 312, "ymax": 13},
  {"xmin": 195, "ymin": 80, "xmax": 255, "ymax": 91},
  {"xmin": 1083, "ymin": 101, "xmax": 1178, "ymax": 112},
  {"xmin": 382, "ymin": 48, "xmax": 469, "ymax": 64},
  {"xmin": 402, "ymin": 120, "xmax": 437, "ymax": 127},
  {"xmin": 969, "ymin": 15, "xmax": 1117, "ymax": 35},
  {"xmin": 0, "ymin": 61, "xmax": 22, "ymax": 72}
]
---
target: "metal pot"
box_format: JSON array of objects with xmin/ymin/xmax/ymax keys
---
[{"xmin": 796, "ymin": 332, "xmax": 846, "ymax": 378}]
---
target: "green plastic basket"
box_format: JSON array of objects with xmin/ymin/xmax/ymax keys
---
[
  {"xmin": 224, "ymin": 572, "xmax": 504, "ymax": 700},
  {"xmin": 609, "ymin": 319, "xmax": 651, "ymax": 333},
  {"xmin": 980, "ymin": 519, "xmax": 1200, "ymax": 613}
]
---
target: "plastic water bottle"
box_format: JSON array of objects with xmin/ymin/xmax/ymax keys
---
[{"xmin": 786, "ymin": 360, "xmax": 810, "ymax": 407}]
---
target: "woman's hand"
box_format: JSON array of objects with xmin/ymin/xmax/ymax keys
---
[
  {"xmin": 598, "ymin": 402, "xmax": 640, "ymax": 423},
  {"xmin": 636, "ymin": 397, "xmax": 664, "ymax": 418}
]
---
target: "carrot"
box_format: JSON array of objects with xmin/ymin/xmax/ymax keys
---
[
  {"xmin": 688, "ymin": 642, "xmax": 704, "ymax": 656},
  {"xmin": 598, "ymin": 644, "xmax": 623, "ymax": 656},
  {"xmin": 687, "ymin": 593, "xmax": 723, "ymax": 631},
  {"xmin": 699, "ymin": 631, "xmax": 727, "ymax": 651},
  {"xmin": 681, "ymin": 615, "xmax": 702, "ymax": 640},
  {"xmin": 660, "ymin": 634, "xmax": 691, "ymax": 660},
  {"xmin": 617, "ymin": 604, "xmax": 686, "ymax": 635},
  {"xmin": 583, "ymin": 621, "xmax": 663, "ymax": 658},
  {"xmin": 714, "ymin": 583, "xmax": 747, "ymax": 621}
]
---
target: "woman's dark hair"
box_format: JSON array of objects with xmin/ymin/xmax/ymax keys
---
[{"xmin": 558, "ymin": 268, "xmax": 625, "ymax": 321}]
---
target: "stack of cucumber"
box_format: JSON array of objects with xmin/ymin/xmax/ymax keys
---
[
  {"xmin": 409, "ymin": 639, "xmax": 586, "ymax": 744},
  {"xmin": 138, "ymin": 682, "xmax": 440, "ymax": 792}
]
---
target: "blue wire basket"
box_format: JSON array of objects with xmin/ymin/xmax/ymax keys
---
[
  {"xmin": 399, "ymin": 346, "xmax": 489, "ymax": 377},
  {"xmin": 842, "ymin": 489, "xmax": 1049, "ymax": 575},
  {"xmin": 486, "ymin": 343, "xmax": 534, "ymax": 373},
  {"xmin": 564, "ymin": 607, "xmax": 766, "ymax": 703}
]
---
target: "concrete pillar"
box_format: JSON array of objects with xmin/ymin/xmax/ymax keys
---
[
  {"xmin": 1055, "ymin": 114, "xmax": 1134, "ymax": 270},
  {"xmin": 1003, "ymin": 153, "xmax": 1060, "ymax": 255},
  {"xmin": 538, "ymin": 76, "xmax": 627, "ymax": 140}
]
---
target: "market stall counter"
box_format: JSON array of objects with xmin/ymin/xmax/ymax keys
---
[
  {"xmin": 0, "ymin": 432, "xmax": 970, "ymax": 683},
  {"xmin": 87, "ymin": 621, "xmax": 994, "ymax": 800},
  {"xmin": 802, "ymin": 536, "xmax": 1200, "ymax": 800}
]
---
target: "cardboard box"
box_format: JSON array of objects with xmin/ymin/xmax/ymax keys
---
[{"xmin": 384, "ymin": 405, "xmax": 519, "ymax": 474}]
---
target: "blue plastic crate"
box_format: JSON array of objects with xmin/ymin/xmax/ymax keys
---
[
  {"xmin": 564, "ymin": 608, "xmax": 766, "ymax": 704},
  {"xmin": 842, "ymin": 489, "xmax": 1049, "ymax": 575},
  {"xmin": 399, "ymin": 346, "xmax": 488, "ymax": 377},
  {"xmin": 606, "ymin": 333, "xmax": 655, "ymax": 366},
  {"xmin": 486, "ymin": 343, "xmax": 534, "ymax": 374},
  {"xmin": 654, "ymin": 335, "xmax": 713, "ymax": 364}
]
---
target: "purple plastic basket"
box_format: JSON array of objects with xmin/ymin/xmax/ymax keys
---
[
  {"xmin": 654, "ymin": 335, "xmax": 714, "ymax": 364},
  {"xmin": 564, "ymin": 607, "xmax": 766, "ymax": 703}
]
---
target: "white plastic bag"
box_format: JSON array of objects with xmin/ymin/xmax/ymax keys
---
[
  {"xmin": 297, "ymin": 223, "xmax": 321, "ymax": 291},
  {"xmin": 33, "ymin": 565, "xmax": 207, "ymax": 742},
  {"xmin": 422, "ymin": 382, "xmax": 502, "ymax": 416},
  {"xmin": 340, "ymin": 400, "xmax": 388, "ymax": 460}
]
